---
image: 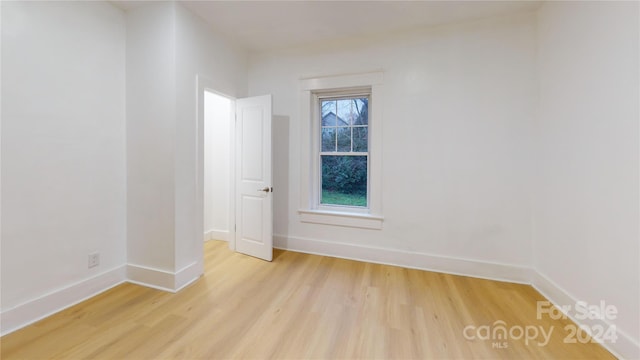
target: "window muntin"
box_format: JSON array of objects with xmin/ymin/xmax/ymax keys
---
[{"xmin": 318, "ymin": 96, "xmax": 369, "ymax": 208}]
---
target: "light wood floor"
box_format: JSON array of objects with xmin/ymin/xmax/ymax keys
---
[{"xmin": 2, "ymin": 240, "xmax": 615, "ymax": 359}]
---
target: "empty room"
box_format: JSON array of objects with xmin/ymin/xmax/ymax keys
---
[{"xmin": 1, "ymin": 0, "xmax": 638, "ymax": 359}]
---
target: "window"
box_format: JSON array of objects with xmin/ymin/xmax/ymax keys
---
[
  {"xmin": 319, "ymin": 96, "xmax": 369, "ymax": 208},
  {"xmin": 298, "ymin": 72, "xmax": 384, "ymax": 229}
]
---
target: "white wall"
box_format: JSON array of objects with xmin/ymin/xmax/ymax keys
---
[
  {"xmin": 2, "ymin": 2, "xmax": 637, "ymax": 355},
  {"xmin": 1, "ymin": 0, "xmax": 126, "ymax": 324},
  {"xmin": 174, "ymin": 2, "xmax": 247, "ymax": 272},
  {"xmin": 248, "ymin": 12, "xmax": 537, "ymax": 279},
  {"xmin": 0, "ymin": 0, "xmax": 248, "ymax": 333},
  {"xmin": 126, "ymin": 1, "xmax": 247, "ymax": 286},
  {"xmin": 203, "ymin": 92, "xmax": 231, "ymax": 241},
  {"xmin": 535, "ymin": 2, "xmax": 639, "ymax": 357},
  {"xmin": 126, "ymin": 1, "xmax": 177, "ymax": 274}
]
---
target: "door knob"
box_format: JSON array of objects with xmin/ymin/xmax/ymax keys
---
[{"xmin": 258, "ymin": 187, "xmax": 272, "ymax": 193}]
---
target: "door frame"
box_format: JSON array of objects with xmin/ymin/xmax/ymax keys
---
[{"xmin": 197, "ymin": 75, "xmax": 236, "ymax": 254}]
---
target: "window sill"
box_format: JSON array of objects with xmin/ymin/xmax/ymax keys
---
[{"xmin": 298, "ymin": 209, "xmax": 383, "ymax": 230}]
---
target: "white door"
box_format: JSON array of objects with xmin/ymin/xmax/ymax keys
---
[{"xmin": 235, "ymin": 95, "xmax": 273, "ymax": 261}]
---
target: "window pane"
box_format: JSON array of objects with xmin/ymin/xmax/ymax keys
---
[
  {"xmin": 337, "ymin": 127, "xmax": 351, "ymax": 152},
  {"xmin": 353, "ymin": 127, "xmax": 368, "ymax": 152},
  {"xmin": 321, "ymin": 127, "xmax": 336, "ymax": 152},
  {"xmin": 321, "ymin": 155, "xmax": 367, "ymax": 207},
  {"xmin": 353, "ymin": 98, "xmax": 368, "ymax": 125},
  {"xmin": 321, "ymin": 100, "xmax": 337, "ymax": 126},
  {"xmin": 336, "ymin": 99, "xmax": 352, "ymax": 126}
]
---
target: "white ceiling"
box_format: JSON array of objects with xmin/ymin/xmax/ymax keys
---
[{"xmin": 115, "ymin": 1, "xmax": 542, "ymax": 52}]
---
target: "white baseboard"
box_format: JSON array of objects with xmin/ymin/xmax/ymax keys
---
[
  {"xmin": 126, "ymin": 263, "xmax": 177, "ymax": 292},
  {"xmin": 126, "ymin": 262, "xmax": 202, "ymax": 293},
  {"xmin": 274, "ymin": 234, "xmax": 533, "ymax": 284},
  {"xmin": 0, "ymin": 265, "xmax": 126, "ymax": 336},
  {"xmin": 205, "ymin": 229, "xmax": 229, "ymax": 242},
  {"xmin": 275, "ymin": 234, "xmax": 640, "ymax": 357},
  {"xmin": 532, "ymin": 271, "xmax": 640, "ymax": 360},
  {"xmin": 0, "ymin": 262, "xmax": 203, "ymax": 337},
  {"xmin": 3, "ymin": 237, "xmax": 636, "ymax": 360},
  {"xmin": 175, "ymin": 261, "xmax": 202, "ymax": 292}
]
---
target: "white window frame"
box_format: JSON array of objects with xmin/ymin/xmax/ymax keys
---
[{"xmin": 298, "ymin": 72, "xmax": 384, "ymax": 230}]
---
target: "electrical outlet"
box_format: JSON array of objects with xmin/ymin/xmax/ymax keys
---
[{"xmin": 88, "ymin": 253, "xmax": 100, "ymax": 268}]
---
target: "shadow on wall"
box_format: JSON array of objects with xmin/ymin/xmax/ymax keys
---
[{"xmin": 273, "ymin": 115, "xmax": 290, "ymax": 238}]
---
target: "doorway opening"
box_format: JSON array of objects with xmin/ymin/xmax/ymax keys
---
[
  {"xmin": 197, "ymin": 77, "xmax": 273, "ymax": 264},
  {"xmin": 203, "ymin": 90, "xmax": 234, "ymax": 248}
]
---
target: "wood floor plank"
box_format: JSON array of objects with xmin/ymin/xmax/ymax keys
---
[{"xmin": 1, "ymin": 240, "xmax": 616, "ymax": 359}]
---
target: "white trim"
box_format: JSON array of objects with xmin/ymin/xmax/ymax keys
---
[
  {"xmin": 300, "ymin": 71, "xmax": 384, "ymax": 226},
  {"xmin": 174, "ymin": 261, "xmax": 201, "ymax": 292},
  {"xmin": 0, "ymin": 265, "xmax": 126, "ymax": 336},
  {"xmin": 368, "ymin": 83, "xmax": 383, "ymax": 217},
  {"xmin": 300, "ymin": 90, "xmax": 313, "ymax": 210},
  {"xmin": 274, "ymin": 234, "xmax": 640, "ymax": 357},
  {"xmin": 300, "ymin": 71, "xmax": 384, "ymax": 90},
  {"xmin": 274, "ymin": 234, "xmax": 532, "ymax": 284},
  {"xmin": 205, "ymin": 229, "xmax": 229, "ymax": 242},
  {"xmin": 316, "ymin": 92, "xmax": 371, "ymax": 213},
  {"xmin": 228, "ymin": 100, "xmax": 237, "ymax": 252},
  {"xmin": 126, "ymin": 263, "xmax": 176, "ymax": 292},
  {"xmin": 532, "ymin": 271, "xmax": 640, "ymax": 360},
  {"xmin": 197, "ymin": 75, "xmax": 238, "ymax": 263},
  {"xmin": 125, "ymin": 261, "xmax": 200, "ymax": 293},
  {"xmin": 2, "ymin": 243, "xmax": 637, "ymax": 359},
  {"xmin": 196, "ymin": 75, "xmax": 207, "ymax": 292},
  {"xmin": 298, "ymin": 209, "xmax": 383, "ymax": 230}
]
